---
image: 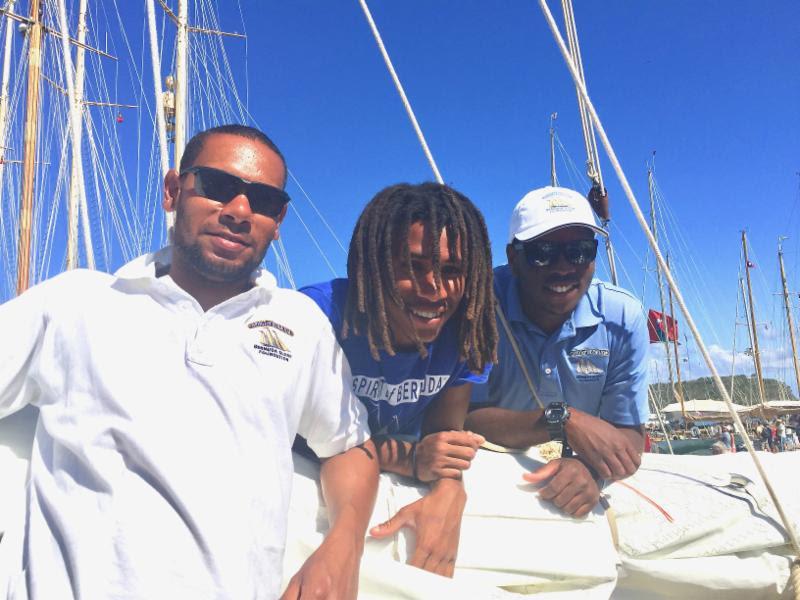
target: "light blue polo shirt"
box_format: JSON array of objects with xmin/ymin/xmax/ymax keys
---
[{"xmin": 471, "ymin": 265, "xmax": 650, "ymax": 426}]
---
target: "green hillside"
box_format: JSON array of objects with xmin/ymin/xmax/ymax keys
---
[{"xmin": 650, "ymin": 375, "xmax": 798, "ymax": 407}]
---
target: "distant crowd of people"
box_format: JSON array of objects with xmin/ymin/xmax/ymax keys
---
[{"xmin": 756, "ymin": 419, "xmax": 799, "ymax": 453}]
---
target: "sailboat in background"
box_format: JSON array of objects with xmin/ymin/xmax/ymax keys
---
[{"xmin": 0, "ymin": 0, "xmax": 263, "ymax": 303}]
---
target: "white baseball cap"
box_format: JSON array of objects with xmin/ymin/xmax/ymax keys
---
[{"xmin": 508, "ymin": 186, "xmax": 607, "ymax": 243}]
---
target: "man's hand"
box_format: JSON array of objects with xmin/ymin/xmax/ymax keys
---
[
  {"xmin": 523, "ymin": 458, "xmax": 600, "ymax": 517},
  {"xmin": 565, "ymin": 409, "xmax": 642, "ymax": 480},
  {"xmin": 415, "ymin": 430, "xmax": 484, "ymax": 482},
  {"xmin": 281, "ymin": 528, "xmax": 361, "ymax": 600},
  {"xmin": 370, "ymin": 478, "xmax": 466, "ymax": 577}
]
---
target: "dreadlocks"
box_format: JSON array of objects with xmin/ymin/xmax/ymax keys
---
[{"xmin": 343, "ymin": 182, "xmax": 497, "ymax": 373}]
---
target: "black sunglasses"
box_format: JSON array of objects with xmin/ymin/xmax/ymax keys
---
[
  {"xmin": 514, "ymin": 238, "xmax": 598, "ymax": 268},
  {"xmin": 179, "ymin": 166, "xmax": 290, "ymax": 218}
]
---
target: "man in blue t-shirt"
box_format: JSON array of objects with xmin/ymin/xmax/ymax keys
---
[
  {"xmin": 301, "ymin": 182, "xmax": 497, "ymax": 577},
  {"xmin": 467, "ymin": 185, "xmax": 649, "ymax": 518}
]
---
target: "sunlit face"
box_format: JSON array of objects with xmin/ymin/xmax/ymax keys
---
[
  {"xmin": 163, "ymin": 133, "xmax": 287, "ymax": 289},
  {"xmin": 507, "ymin": 226, "xmax": 595, "ymax": 333},
  {"xmin": 384, "ymin": 222, "xmax": 465, "ymax": 350}
]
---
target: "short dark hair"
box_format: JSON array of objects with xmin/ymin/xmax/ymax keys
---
[
  {"xmin": 343, "ymin": 182, "xmax": 498, "ymax": 373},
  {"xmin": 179, "ymin": 124, "xmax": 287, "ymax": 186}
]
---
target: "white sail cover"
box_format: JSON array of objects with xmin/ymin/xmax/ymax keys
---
[{"xmin": 2, "ymin": 407, "xmax": 798, "ymax": 598}]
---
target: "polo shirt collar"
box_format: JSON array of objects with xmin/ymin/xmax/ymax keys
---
[
  {"xmin": 572, "ymin": 280, "xmax": 603, "ymax": 329},
  {"xmin": 114, "ymin": 246, "xmax": 278, "ymax": 296}
]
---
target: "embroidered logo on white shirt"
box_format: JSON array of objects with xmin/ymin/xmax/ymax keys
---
[{"xmin": 248, "ymin": 319, "xmax": 293, "ymax": 362}]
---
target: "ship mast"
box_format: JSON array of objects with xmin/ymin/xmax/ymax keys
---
[
  {"xmin": 647, "ymin": 167, "xmax": 682, "ymax": 415},
  {"xmin": 173, "ymin": 0, "xmax": 188, "ymax": 168},
  {"xmin": 0, "ymin": 0, "xmax": 17, "ymax": 231},
  {"xmin": 666, "ymin": 254, "xmax": 685, "ymax": 405},
  {"xmin": 58, "ymin": 0, "xmax": 94, "ymax": 270},
  {"xmin": 16, "ymin": 0, "xmax": 43, "ymax": 294},
  {"xmin": 778, "ymin": 236, "xmax": 800, "ymax": 398},
  {"xmin": 741, "ymin": 230, "xmax": 767, "ymax": 405}
]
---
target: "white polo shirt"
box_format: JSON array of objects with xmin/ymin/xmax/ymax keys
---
[{"xmin": 0, "ymin": 249, "xmax": 370, "ymax": 600}]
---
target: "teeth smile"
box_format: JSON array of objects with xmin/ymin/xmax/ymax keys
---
[
  {"xmin": 547, "ymin": 284, "xmax": 575, "ymax": 293},
  {"xmin": 410, "ymin": 309, "xmax": 443, "ymax": 319}
]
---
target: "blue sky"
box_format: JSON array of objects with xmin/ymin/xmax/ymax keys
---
[{"xmin": 5, "ymin": 1, "xmax": 800, "ymax": 396}]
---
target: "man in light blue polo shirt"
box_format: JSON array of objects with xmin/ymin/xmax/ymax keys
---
[{"xmin": 466, "ymin": 185, "xmax": 649, "ymax": 517}]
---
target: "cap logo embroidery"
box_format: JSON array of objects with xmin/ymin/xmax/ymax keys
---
[{"xmin": 546, "ymin": 197, "xmax": 573, "ymax": 213}]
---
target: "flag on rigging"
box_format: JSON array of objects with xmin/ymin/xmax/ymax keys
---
[{"xmin": 647, "ymin": 309, "xmax": 678, "ymax": 343}]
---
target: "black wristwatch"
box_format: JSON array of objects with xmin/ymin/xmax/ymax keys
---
[{"xmin": 543, "ymin": 401, "xmax": 571, "ymax": 442}]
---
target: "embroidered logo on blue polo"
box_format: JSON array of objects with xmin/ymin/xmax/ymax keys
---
[
  {"xmin": 569, "ymin": 348, "xmax": 609, "ymax": 358},
  {"xmin": 568, "ymin": 348, "xmax": 607, "ymax": 380},
  {"xmin": 351, "ymin": 374, "xmax": 450, "ymax": 405},
  {"xmin": 248, "ymin": 319, "xmax": 293, "ymax": 362}
]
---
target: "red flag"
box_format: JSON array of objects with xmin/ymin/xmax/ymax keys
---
[{"xmin": 647, "ymin": 309, "xmax": 678, "ymax": 343}]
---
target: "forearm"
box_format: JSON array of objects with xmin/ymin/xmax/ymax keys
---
[
  {"xmin": 615, "ymin": 425, "xmax": 645, "ymax": 453},
  {"xmin": 372, "ymin": 436, "xmax": 415, "ymax": 477},
  {"xmin": 320, "ymin": 440, "xmax": 380, "ymax": 545},
  {"xmin": 465, "ymin": 406, "xmax": 547, "ymax": 449}
]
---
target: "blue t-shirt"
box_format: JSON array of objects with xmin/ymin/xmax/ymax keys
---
[
  {"xmin": 301, "ymin": 279, "xmax": 489, "ymax": 437},
  {"xmin": 471, "ymin": 265, "xmax": 650, "ymax": 426}
]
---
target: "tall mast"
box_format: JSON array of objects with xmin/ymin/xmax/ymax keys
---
[
  {"xmin": 145, "ymin": 0, "xmax": 172, "ymax": 230},
  {"xmin": 778, "ymin": 236, "xmax": 800, "ymax": 398},
  {"xmin": 173, "ymin": 0, "xmax": 188, "ymax": 168},
  {"xmin": 0, "ymin": 0, "xmax": 16, "ymax": 231},
  {"xmin": 549, "ymin": 112, "xmax": 558, "ymax": 187},
  {"xmin": 666, "ymin": 254, "xmax": 685, "ymax": 405},
  {"xmin": 648, "ymin": 166, "xmax": 679, "ymax": 414},
  {"xmin": 741, "ymin": 230, "xmax": 766, "ymax": 405},
  {"xmin": 16, "ymin": 0, "xmax": 43, "ymax": 294},
  {"xmin": 58, "ymin": 0, "xmax": 94, "ymax": 270}
]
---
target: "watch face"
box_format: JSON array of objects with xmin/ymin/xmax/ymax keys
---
[{"xmin": 545, "ymin": 404, "xmax": 566, "ymax": 423}]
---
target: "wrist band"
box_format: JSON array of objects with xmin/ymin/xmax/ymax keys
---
[{"xmin": 411, "ymin": 442, "xmax": 419, "ymax": 481}]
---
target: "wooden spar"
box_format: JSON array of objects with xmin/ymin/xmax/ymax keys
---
[
  {"xmin": 741, "ymin": 230, "xmax": 767, "ymax": 405},
  {"xmin": 145, "ymin": 0, "xmax": 172, "ymax": 230},
  {"xmin": 778, "ymin": 236, "xmax": 800, "ymax": 398},
  {"xmin": 173, "ymin": 0, "xmax": 188, "ymax": 170},
  {"xmin": 16, "ymin": 0, "xmax": 43, "ymax": 295},
  {"xmin": 549, "ymin": 112, "xmax": 558, "ymax": 187},
  {"xmin": 0, "ymin": 0, "xmax": 16, "ymax": 236},
  {"xmin": 648, "ymin": 167, "xmax": 679, "ymax": 414},
  {"xmin": 666, "ymin": 254, "xmax": 685, "ymax": 406}
]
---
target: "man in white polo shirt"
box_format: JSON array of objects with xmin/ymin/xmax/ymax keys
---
[
  {"xmin": 0, "ymin": 125, "xmax": 378, "ymax": 599},
  {"xmin": 467, "ymin": 186, "xmax": 649, "ymax": 517}
]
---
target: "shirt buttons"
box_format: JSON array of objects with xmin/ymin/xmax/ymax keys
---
[{"xmin": 544, "ymin": 367, "xmax": 552, "ymax": 375}]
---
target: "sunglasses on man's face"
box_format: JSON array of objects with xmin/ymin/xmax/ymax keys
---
[
  {"xmin": 179, "ymin": 165, "xmax": 290, "ymax": 218},
  {"xmin": 514, "ymin": 238, "xmax": 598, "ymax": 268}
]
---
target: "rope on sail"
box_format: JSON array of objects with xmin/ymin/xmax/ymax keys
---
[{"xmin": 538, "ymin": 0, "xmax": 800, "ymax": 568}]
